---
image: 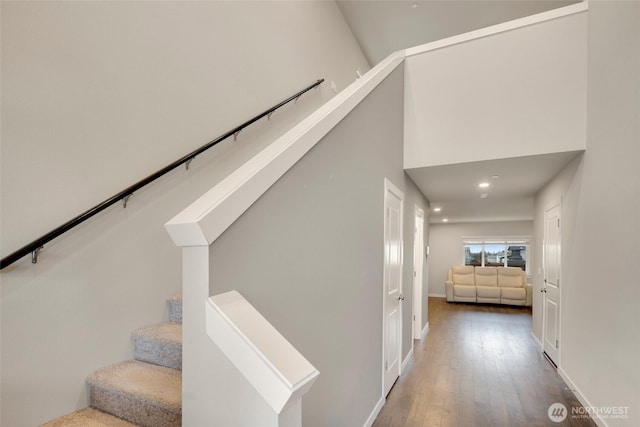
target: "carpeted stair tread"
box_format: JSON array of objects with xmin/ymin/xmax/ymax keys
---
[
  {"xmin": 167, "ymin": 293, "xmax": 182, "ymax": 324},
  {"xmin": 132, "ymin": 322, "xmax": 182, "ymax": 370},
  {"xmin": 41, "ymin": 407, "xmax": 138, "ymax": 426},
  {"xmin": 87, "ymin": 360, "xmax": 181, "ymax": 427}
]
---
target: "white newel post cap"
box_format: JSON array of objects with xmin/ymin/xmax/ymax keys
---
[{"xmin": 205, "ymin": 291, "xmax": 320, "ymax": 414}]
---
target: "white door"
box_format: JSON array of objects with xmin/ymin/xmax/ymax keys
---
[
  {"xmin": 412, "ymin": 206, "xmax": 424, "ymax": 340},
  {"xmin": 383, "ymin": 179, "xmax": 404, "ymax": 396},
  {"xmin": 543, "ymin": 204, "xmax": 561, "ymax": 366}
]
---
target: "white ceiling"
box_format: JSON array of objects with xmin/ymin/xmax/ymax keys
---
[
  {"xmin": 337, "ymin": 0, "xmax": 583, "ymax": 224},
  {"xmin": 406, "ymin": 151, "xmax": 583, "ymax": 223}
]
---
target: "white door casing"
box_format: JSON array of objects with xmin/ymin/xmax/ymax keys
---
[
  {"xmin": 543, "ymin": 204, "xmax": 561, "ymax": 366},
  {"xmin": 413, "ymin": 206, "xmax": 424, "ymax": 340},
  {"xmin": 383, "ymin": 178, "xmax": 404, "ymax": 397}
]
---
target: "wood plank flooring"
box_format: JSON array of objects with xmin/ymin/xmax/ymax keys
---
[{"xmin": 372, "ymin": 298, "xmax": 596, "ymax": 427}]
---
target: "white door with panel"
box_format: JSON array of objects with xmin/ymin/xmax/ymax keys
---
[
  {"xmin": 543, "ymin": 204, "xmax": 561, "ymax": 366},
  {"xmin": 412, "ymin": 206, "xmax": 424, "ymax": 340},
  {"xmin": 383, "ymin": 179, "xmax": 404, "ymax": 397}
]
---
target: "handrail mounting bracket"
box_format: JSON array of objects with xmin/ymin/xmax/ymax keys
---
[
  {"xmin": 122, "ymin": 194, "xmax": 133, "ymax": 208},
  {"xmin": 31, "ymin": 246, "xmax": 43, "ymax": 264}
]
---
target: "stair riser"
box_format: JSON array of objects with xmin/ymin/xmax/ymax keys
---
[
  {"xmin": 167, "ymin": 298, "xmax": 182, "ymax": 324},
  {"xmin": 133, "ymin": 338, "xmax": 182, "ymax": 371},
  {"xmin": 89, "ymin": 385, "xmax": 181, "ymax": 427}
]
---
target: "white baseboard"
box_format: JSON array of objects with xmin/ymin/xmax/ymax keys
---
[
  {"xmin": 531, "ymin": 331, "xmax": 542, "ymax": 350},
  {"xmin": 558, "ymin": 367, "xmax": 608, "ymax": 427},
  {"xmin": 421, "ymin": 322, "xmax": 429, "ymax": 340},
  {"xmin": 363, "ymin": 347, "xmax": 413, "ymax": 427},
  {"xmin": 363, "ymin": 396, "xmax": 385, "ymax": 427},
  {"xmin": 401, "ymin": 349, "xmax": 413, "ymax": 373},
  {"xmin": 428, "ymin": 293, "xmax": 446, "ymax": 298}
]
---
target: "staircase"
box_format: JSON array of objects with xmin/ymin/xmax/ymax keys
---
[{"xmin": 42, "ymin": 294, "xmax": 183, "ymax": 427}]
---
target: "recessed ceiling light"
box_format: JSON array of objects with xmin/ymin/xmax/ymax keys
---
[
  {"xmin": 478, "ymin": 182, "xmax": 490, "ymax": 188},
  {"xmin": 491, "ymin": 175, "xmax": 500, "ymax": 179},
  {"xmin": 411, "ymin": 2, "xmax": 419, "ymax": 9},
  {"xmin": 433, "ymin": 207, "xmax": 441, "ymax": 212},
  {"xmin": 442, "ymin": 218, "xmax": 449, "ymax": 222}
]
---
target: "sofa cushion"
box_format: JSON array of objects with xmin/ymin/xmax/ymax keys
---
[
  {"xmin": 452, "ymin": 266, "xmax": 475, "ymax": 285},
  {"xmin": 501, "ymin": 287, "xmax": 526, "ymax": 300},
  {"xmin": 476, "ymin": 285, "xmax": 500, "ymax": 299},
  {"xmin": 454, "ymin": 285, "xmax": 476, "ymax": 298},
  {"xmin": 475, "ymin": 267, "xmax": 497, "ymax": 286},
  {"xmin": 497, "ymin": 267, "xmax": 524, "ymax": 287}
]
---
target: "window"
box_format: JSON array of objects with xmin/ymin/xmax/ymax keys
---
[{"xmin": 463, "ymin": 238, "xmax": 529, "ymax": 272}]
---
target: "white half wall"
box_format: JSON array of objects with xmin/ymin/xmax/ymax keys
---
[
  {"xmin": 404, "ymin": 6, "xmax": 587, "ymax": 169},
  {"xmin": 195, "ymin": 66, "xmax": 427, "ymax": 427}
]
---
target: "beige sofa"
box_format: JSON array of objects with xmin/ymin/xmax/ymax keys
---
[{"xmin": 445, "ymin": 266, "xmax": 532, "ymax": 306}]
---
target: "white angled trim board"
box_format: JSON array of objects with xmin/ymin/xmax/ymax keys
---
[
  {"xmin": 205, "ymin": 291, "xmax": 319, "ymax": 414},
  {"xmin": 165, "ymin": 51, "xmax": 404, "ymax": 248},
  {"xmin": 404, "ymin": 2, "xmax": 588, "ymax": 57}
]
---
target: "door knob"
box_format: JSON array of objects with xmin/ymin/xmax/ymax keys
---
[{"xmin": 398, "ymin": 294, "xmax": 405, "ymax": 301}]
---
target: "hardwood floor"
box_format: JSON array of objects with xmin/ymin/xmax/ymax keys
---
[{"xmin": 372, "ymin": 298, "xmax": 596, "ymax": 427}]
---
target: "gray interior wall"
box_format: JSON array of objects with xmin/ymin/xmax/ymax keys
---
[
  {"xmin": 208, "ymin": 65, "xmax": 426, "ymax": 426},
  {"xmin": 428, "ymin": 221, "xmax": 534, "ymax": 296},
  {"xmin": 401, "ymin": 176, "xmax": 430, "ymax": 354},
  {"xmin": 533, "ymin": 2, "xmax": 640, "ymax": 421},
  {"xmin": 1, "ymin": 0, "xmax": 370, "ymax": 259},
  {"xmin": 0, "ymin": 2, "xmax": 370, "ymax": 425}
]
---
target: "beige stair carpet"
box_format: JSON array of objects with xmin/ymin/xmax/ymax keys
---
[
  {"xmin": 88, "ymin": 359, "xmax": 181, "ymax": 427},
  {"xmin": 42, "ymin": 293, "xmax": 183, "ymax": 426},
  {"xmin": 40, "ymin": 407, "xmax": 137, "ymax": 427}
]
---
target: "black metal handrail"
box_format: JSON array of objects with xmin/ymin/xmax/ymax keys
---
[{"xmin": 0, "ymin": 79, "xmax": 324, "ymax": 270}]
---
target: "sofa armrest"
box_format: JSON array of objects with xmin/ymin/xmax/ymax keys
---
[
  {"xmin": 445, "ymin": 281, "xmax": 454, "ymax": 302},
  {"xmin": 525, "ymin": 283, "xmax": 533, "ymax": 306}
]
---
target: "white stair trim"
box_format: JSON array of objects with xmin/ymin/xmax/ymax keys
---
[
  {"xmin": 164, "ymin": 51, "xmax": 404, "ymax": 248},
  {"xmin": 206, "ymin": 291, "xmax": 319, "ymax": 415},
  {"xmin": 405, "ymin": 2, "xmax": 588, "ymax": 58}
]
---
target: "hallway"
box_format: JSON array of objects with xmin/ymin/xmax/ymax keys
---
[{"xmin": 373, "ymin": 298, "xmax": 596, "ymax": 427}]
